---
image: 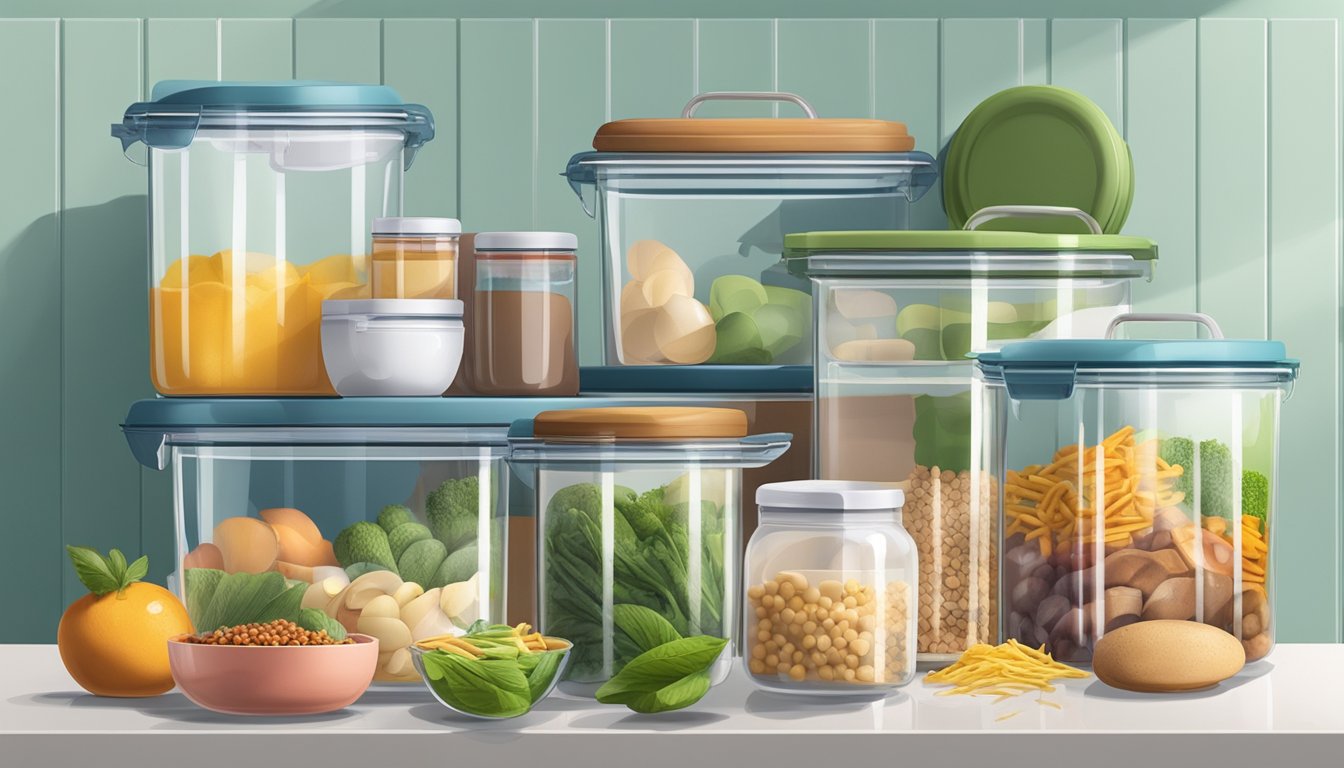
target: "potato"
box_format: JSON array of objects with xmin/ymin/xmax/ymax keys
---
[
  {"xmin": 212, "ymin": 517, "xmax": 279, "ymax": 574},
  {"xmin": 620, "ymin": 279, "xmax": 651, "ymax": 315},
  {"xmin": 1093, "ymin": 619, "xmax": 1244, "ymax": 692},
  {"xmin": 258, "ymin": 507, "xmax": 323, "ymax": 545},
  {"xmin": 272, "ymin": 524, "xmax": 330, "ymax": 567},
  {"xmin": 620, "ymin": 308, "xmax": 665, "ymax": 363},
  {"xmin": 654, "ymin": 295, "xmax": 716, "ymax": 364},
  {"xmin": 626, "ymin": 240, "xmax": 687, "ymax": 281}
]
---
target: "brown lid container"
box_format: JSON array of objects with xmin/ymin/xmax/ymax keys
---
[
  {"xmin": 593, "ymin": 91, "xmax": 914, "ymax": 153},
  {"xmin": 533, "ymin": 407, "xmax": 749, "ymax": 440}
]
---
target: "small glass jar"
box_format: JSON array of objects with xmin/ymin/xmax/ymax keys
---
[
  {"xmin": 471, "ymin": 232, "xmax": 579, "ymax": 396},
  {"xmin": 371, "ymin": 217, "xmax": 462, "ymax": 299},
  {"xmin": 743, "ymin": 480, "xmax": 918, "ymax": 695}
]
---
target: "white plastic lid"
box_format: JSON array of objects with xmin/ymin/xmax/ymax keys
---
[
  {"xmin": 756, "ymin": 480, "xmax": 905, "ymax": 511},
  {"xmin": 371, "ymin": 217, "xmax": 462, "ymax": 236},
  {"xmin": 322, "ymin": 298, "xmax": 464, "ymax": 318},
  {"xmin": 475, "ymin": 231, "xmax": 578, "ymax": 251}
]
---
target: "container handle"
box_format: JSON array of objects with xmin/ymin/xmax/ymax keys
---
[
  {"xmin": 681, "ymin": 92, "xmax": 818, "ymax": 119},
  {"xmin": 963, "ymin": 205, "xmax": 1103, "ymax": 235},
  {"xmin": 1104, "ymin": 312, "xmax": 1225, "ymax": 339}
]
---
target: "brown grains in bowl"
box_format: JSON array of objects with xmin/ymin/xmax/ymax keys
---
[{"xmin": 181, "ymin": 619, "xmax": 354, "ymax": 646}]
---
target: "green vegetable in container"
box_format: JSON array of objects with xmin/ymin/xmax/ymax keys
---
[
  {"xmin": 1242, "ymin": 470, "xmax": 1270, "ymax": 529},
  {"xmin": 544, "ymin": 478, "xmax": 728, "ymax": 680},
  {"xmin": 377, "ymin": 504, "xmax": 415, "ymax": 534},
  {"xmin": 333, "ymin": 521, "xmax": 398, "ymax": 573},
  {"xmin": 387, "ymin": 521, "xmax": 433, "ymax": 560},
  {"xmin": 1158, "ymin": 437, "xmax": 1236, "ymax": 520},
  {"xmin": 427, "ymin": 475, "xmax": 484, "ymax": 553},
  {"xmin": 913, "ymin": 393, "xmax": 973, "ymax": 473},
  {"xmin": 296, "ymin": 607, "xmax": 347, "ymax": 640}
]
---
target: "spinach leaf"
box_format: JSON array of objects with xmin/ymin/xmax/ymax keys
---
[
  {"xmin": 184, "ymin": 567, "xmax": 225, "ymax": 630},
  {"xmin": 595, "ymin": 636, "xmax": 727, "ymax": 713},
  {"xmin": 613, "ymin": 604, "xmax": 681, "ymax": 658},
  {"xmin": 420, "ymin": 652, "xmax": 531, "ymax": 718},
  {"xmin": 296, "ymin": 607, "xmax": 347, "ymax": 640},
  {"xmin": 521, "ymin": 650, "xmax": 565, "ymax": 703}
]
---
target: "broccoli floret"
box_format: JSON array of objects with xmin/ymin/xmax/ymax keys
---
[
  {"xmin": 1159, "ymin": 437, "xmax": 1195, "ymax": 496},
  {"xmin": 377, "ymin": 504, "xmax": 415, "ymax": 533},
  {"xmin": 333, "ymin": 521, "xmax": 398, "ymax": 572},
  {"xmin": 1242, "ymin": 470, "xmax": 1269, "ymax": 529},
  {"xmin": 1159, "ymin": 436, "xmax": 1235, "ymax": 520},
  {"xmin": 426, "ymin": 476, "xmax": 484, "ymax": 553},
  {"xmin": 545, "ymin": 483, "xmax": 637, "ymax": 527}
]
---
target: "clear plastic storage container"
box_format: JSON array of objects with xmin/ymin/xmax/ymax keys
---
[
  {"xmin": 122, "ymin": 398, "xmax": 506, "ymax": 683},
  {"xmin": 976, "ymin": 314, "xmax": 1298, "ymax": 664},
  {"xmin": 507, "ymin": 406, "xmax": 791, "ymax": 694},
  {"xmin": 113, "ymin": 81, "xmax": 434, "ymax": 395},
  {"xmin": 784, "ymin": 208, "xmax": 1157, "ymax": 661},
  {"xmin": 744, "ymin": 481, "xmax": 917, "ymax": 695},
  {"xmin": 563, "ymin": 91, "xmax": 936, "ymax": 368},
  {"xmin": 370, "ymin": 217, "xmax": 461, "ymax": 300},
  {"xmin": 471, "ymin": 232, "xmax": 579, "ymax": 396}
]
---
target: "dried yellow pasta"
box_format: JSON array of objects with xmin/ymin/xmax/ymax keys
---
[{"xmin": 925, "ymin": 639, "xmax": 1089, "ymax": 698}]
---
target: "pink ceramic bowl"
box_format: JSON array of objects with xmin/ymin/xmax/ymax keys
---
[{"xmin": 168, "ymin": 634, "xmax": 378, "ymax": 716}]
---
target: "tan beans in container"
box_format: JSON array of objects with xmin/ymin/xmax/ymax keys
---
[
  {"xmin": 904, "ymin": 466, "xmax": 998, "ymax": 657},
  {"xmin": 746, "ymin": 572, "xmax": 912, "ymax": 685}
]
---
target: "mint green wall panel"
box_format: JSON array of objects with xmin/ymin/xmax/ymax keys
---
[
  {"xmin": 1124, "ymin": 19, "xmax": 1198, "ymax": 327},
  {"xmin": 536, "ymin": 19, "xmax": 607, "ymax": 365},
  {"xmin": 1049, "ymin": 19, "xmax": 1123, "ymax": 129},
  {"xmin": 140, "ymin": 19, "xmax": 218, "ymax": 588},
  {"xmin": 1198, "ymin": 19, "xmax": 1269, "ymax": 340},
  {"xmin": 610, "ymin": 19, "xmax": 694, "ymax": 119},
  {"xmin": 941, "ymin": 19, "xmax": 1040, "ymax": 146},
  {"xmin": 0, "ymin": 19, "xmax": 62, "ymax": 642},
  {"xmin": 874, "ymin": 19, "xmax": 945, "ymax": 228},
  {"xmin": 459, "ymin": 20, "xmax": 534, "ymax": 232},
  {"xmin": 383, "ymin": 18, "xmax": 459, "ymax": 218},
  {"xmin": 695, "ymin": 19, "xmax": 775, "ymax": 117},
  {"xmin": 60, "ymin": 19, "xmax": 148, "ymax": 606},
  {"xmin": 220, "ymin": 19, "xmax": 292, "ymax": 79},
  {"xmin": 294, "ymin": 18, "xmax": 381, "ymax": 82},
  {"xmin": 1268, "ymin": 18, "xmax": 1340, "ymax": 642},
  {"xmin": 777, "ymin": 19, "xmax": 873, "ymax": 118}
]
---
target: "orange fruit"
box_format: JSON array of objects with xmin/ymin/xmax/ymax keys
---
[{"xmin": 58, "ymin": 547, "xmax": 193, "ymax": 697}]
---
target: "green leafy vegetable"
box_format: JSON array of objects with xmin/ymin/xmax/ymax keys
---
[
  {"xmin": 66, "ymin": 546, "xmax": 150, "ymax": 597},
  {"xmin": 187, "ymin": 569, "xmax": 307, "ymax": 632},
  {"xmin": 595, "ymin": 636, "xmax": 727, "ymax": 714},
  {"xmin": 544, "ymin": 478, "xmax": 728, "ymax": 680},
  {"xmin": 420, "ymin": 652, "xmax": 532, "ymax": 719},
  {"xmin": 614, "ymin": 604, "xmax": 682, "ymax": 660},
  {"xmin": 913, "ymin": 393, "xmax": 972, "ymax": 472},
  {"xmin": 297, "ymin": 607, "xmax": 348, "ymax": 640},
  {"xmin": 519, "ymin": 650, "xmax": 565, "ymax": 703}
]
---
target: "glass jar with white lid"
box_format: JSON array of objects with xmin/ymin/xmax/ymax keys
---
[{"xmin": 743, "ymin": 480, "xmax": 918, "ymax": 695}]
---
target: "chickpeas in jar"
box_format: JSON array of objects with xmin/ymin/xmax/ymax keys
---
[{"xmin": 743, "ymin": 481, "xmax": 918, "ymax": 695}]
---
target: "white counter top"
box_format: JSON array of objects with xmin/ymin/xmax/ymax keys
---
[{"xmin": 4, "ymin": 644, "xmax": 1343, "ymax": 766}]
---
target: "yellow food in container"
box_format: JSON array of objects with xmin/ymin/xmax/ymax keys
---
[{"xmin": 150, "ymin": 251, "xmax": 368, "ymax": 395}]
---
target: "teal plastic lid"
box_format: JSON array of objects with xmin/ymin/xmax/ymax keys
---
[
  {"xmin": 944, "ymin": 86, "xmax": 1132, "ymax": 234},
  {"xmin": 112, "ymin": 80, "xmax": 435, "ymax": 166},
  {"xmin": 977, "ymin": 313, "xmax": 1298, "ymax": 400}
]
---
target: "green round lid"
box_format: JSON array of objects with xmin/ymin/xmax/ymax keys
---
[{"xmin": 944, "ymin": 85, "xmax": 1133, "ymax": 234}]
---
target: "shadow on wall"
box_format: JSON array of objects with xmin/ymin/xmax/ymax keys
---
[{"xmin": 3, "ymin": 196, "xmax": 154, "ymax": 643}]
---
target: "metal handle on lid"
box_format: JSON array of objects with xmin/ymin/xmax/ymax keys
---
[
  {"xmin": 1104, "ymin": 312, "xmax": 1224, "ymax": 339},
  {"xmin": 681, "ymin": 91, "xmax": 818, "ymax": 119},
  {"xmin": 963, "ymin": 205, "xmax": 1103, "ymax": 235}
]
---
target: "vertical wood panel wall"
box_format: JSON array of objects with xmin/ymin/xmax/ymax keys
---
[{"xmin": 0, "ymin": 15, "xmax": 1338, "ymax": 644}]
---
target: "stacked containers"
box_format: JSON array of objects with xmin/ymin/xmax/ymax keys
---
[
  {"xmin": 785, "ymin": 210, "xmax": 1157, "ymax": 661},
  {"xmin": 976, "ymin": 314, "xmax": 1297, "ymax": 664},
  {"xmin": 563, "ymin": 91, "xmax": 936, "ymax": 367},
  {"xmin": 113, "ymin": 81, "xmax": 434, "ymax": 396},
  {"xmin": 121, "ymin": 398, "xmax": 509, "ymax": 682},
  {"xmin": 370, "ymin": 217, "xmax": 462, "ymax": 300},
  {"xmin": 507, "ymin": 407, "xmax": 791, "ymax": 694}
]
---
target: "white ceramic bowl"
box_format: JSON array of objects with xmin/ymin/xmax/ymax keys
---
[{"xmin": 322, "ymin": 298, "xmax": 464, "ymax": 396}]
